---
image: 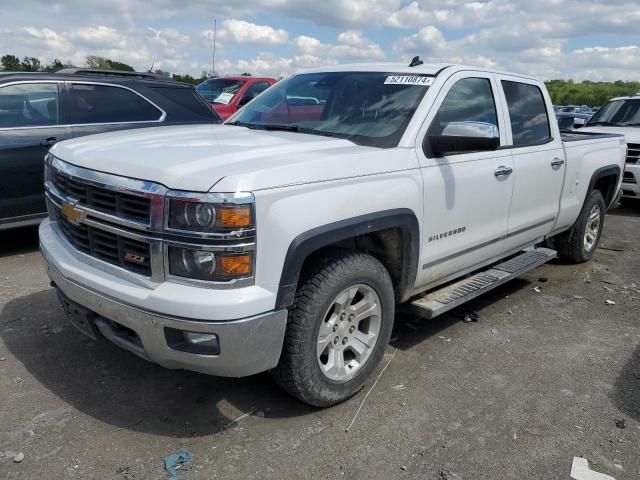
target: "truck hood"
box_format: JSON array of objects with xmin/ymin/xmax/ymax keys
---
[
  {"xmin": 579, "ymin": 126, "xmax": 640, "ymax": 143},
  {"xmin": 51, "ymin": 124, "xmax": 382, "ymax": 192}
]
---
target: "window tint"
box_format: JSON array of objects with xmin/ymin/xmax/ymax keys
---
[
  {"xmin": 0, "ymin": 83, "xmax": 59, "ymax": 128},
  {"xmin": 429, "ymin": 77, "xmax": 498, "ymax": 136},
  {"xmin": 246, "ymin": 81, "xmax": 271, "ymax": 98},
  {"xmin": 152, "ymin": 86, "xmax": 221, "ymax": 123},
  {"xmin": 68, "ymin": 84, "xmax": 162, "ymax": 124},
  {"xmin": 502, "ymin": 81, "xmax": 551, "ymax": 146}
]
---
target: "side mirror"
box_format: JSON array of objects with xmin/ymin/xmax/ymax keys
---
[{"xmin": 427, "ymin": 121, "xmax": 499, "ymax": 157}]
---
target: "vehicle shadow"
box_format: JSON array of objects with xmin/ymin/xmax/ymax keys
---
[
  {"xmin": 0, "ymin": 288, "xmax": 315, "ymax": 438},
  {"xmin": 391, "ymin": 278, "xmax": 531, "ymax": 351},
  {"xmin": 1, "ymin": 277, "xmax": 531, "ymax": 437},
  {"xmin": 0, "ymin": 225, "xmax": 40, "ymax": 258},
  {"xmin": 612, "ymin": 344, "xmax": 640, "ymax": 422},
  {"xmin": 608, "ymin": 201, "xmax": 640, "ymax": 218}
]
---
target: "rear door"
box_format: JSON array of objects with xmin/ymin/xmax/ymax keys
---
[
  {"xmin": 496, "ymin": 77, "xmax": 565, "ymax": 252},
  {"xmin": 415, "ymin": 71, "xmax": 514, "ymax": 287},
  {"xmin": 0, "ymin": 81, "xmax": 71, "ymax": 222},
  {"xmin": 64, "ymin": 82, "xmax": 165, "ymax": 138}
]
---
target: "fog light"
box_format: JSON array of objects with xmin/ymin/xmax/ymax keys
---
[{"xmin": 165, "ymin": 328, "xmax": 220, "ymax": 355}]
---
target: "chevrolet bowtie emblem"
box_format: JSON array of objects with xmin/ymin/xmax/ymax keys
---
[{"xmin": 61, "ymin": 202, "xmax": 85, "ymax": 225}]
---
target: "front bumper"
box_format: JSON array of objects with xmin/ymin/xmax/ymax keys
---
[
  {"xmin": 621, "ymin": 164, "xmax": 640, "ymax": 199},
  {"xmin": 41, "ymin": 221, "xmax": 288, "ymax": 378}
]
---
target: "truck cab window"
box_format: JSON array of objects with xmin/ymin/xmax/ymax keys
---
[
  {"xmin": 502, "ymin": 81, "xmax": 551, "ymax": 147},
  {"xmin": 0, "ymin": 83, "xmax": 59, "ymax": 128},
  {"xmin": 429, "ymin": 77, "xmax": 498, "ymax": 136}
]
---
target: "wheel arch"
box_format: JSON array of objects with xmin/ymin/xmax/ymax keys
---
[
  {"xmin": 275, "ymin": 208, "xmax": 420, "ymax": 309},
  {"xmin": 587, "ymin": 165, "xmax": 621, "ymax": 209}
]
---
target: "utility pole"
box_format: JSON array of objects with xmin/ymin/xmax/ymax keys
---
[{"xmin": 211, "ymin": 18, "xmax": 217, "ymax": 78}]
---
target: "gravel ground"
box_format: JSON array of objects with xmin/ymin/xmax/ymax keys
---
[{"xmin": 1, "ymin": 203, "xmax": 639, "ymax": 480}]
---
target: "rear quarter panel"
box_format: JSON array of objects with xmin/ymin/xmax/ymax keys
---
[{"xmin": 553, "ymin": 137, "xmax": 626, "ymax": 233}]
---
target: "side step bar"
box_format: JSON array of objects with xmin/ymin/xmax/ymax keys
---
[{"xmin": 411, "ymin": 247, "xmax": 557, "ymax": 319}]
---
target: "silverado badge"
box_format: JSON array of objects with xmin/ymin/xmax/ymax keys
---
[{"xmin": 61, "ymin": 202, "xmax": 85, "ymax": 225}]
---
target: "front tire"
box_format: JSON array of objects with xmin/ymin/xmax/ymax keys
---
[
  {"xmin": 555, "ymin": 190, "xmax": 606, "ymax": 263},
  {"xmin": 272, "ymin": 250, "xmax": 395, "ymax": 407}
]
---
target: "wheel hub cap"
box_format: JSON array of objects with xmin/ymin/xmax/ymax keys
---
[
  {"xmin": 316, "ymin": 284, "xmax": 382, "ymax": 382},
  {"xmin": 584, "ymin": 204, "xmax": 601, "ymax": 252}
]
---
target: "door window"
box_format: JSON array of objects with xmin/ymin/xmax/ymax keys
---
[
  {"xmin": 502, "ymin": 81, "xmax": 551, "ymax": 146},
  {"xmin": 429, "ymin": 77, "xmax": 498, "ymax": 136},
  {"xmin": 238, "ymin": 81, "xmax": 272, "ymax": 107},
  {"xmin": 68, "ymin": 84, "xmax": 162, "ymax": 124},
  {"xmin": 0, "ymin": 83, "xmax": 59, "ymax": 128}
]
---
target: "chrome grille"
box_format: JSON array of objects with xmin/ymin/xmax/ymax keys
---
[
  {"xmin": 53, "ymin": 204, "xmax": 152, "ymax": 276},
  {"xmin": 52, "ymin": 168, "xmax": 151, "ymax": 223},
  {"xmin": 627, "ymin": 143, "xmax": 640, "ymax": 164},
  {"xmin": 623, "ymin": 171, "xmax": 635, "ymax": 184}
]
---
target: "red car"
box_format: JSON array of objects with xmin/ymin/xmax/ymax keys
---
[{"xmin": 196, "ymin": 76, "xmax": 276, "ymax": 120}]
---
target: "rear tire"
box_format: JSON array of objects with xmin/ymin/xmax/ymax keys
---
[
  {"xmin": 555, "ymin": 190, "xmax": 606, "ymax": 263},
  {"xmin": 272, "ymin": 249, "xmax": 395, "ymax": 407}
]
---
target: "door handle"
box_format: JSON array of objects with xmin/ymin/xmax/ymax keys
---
[
  {"xmin": 494, "ymin": 166, "xmax": 513, "ymax": 177},
  {"xmin": 551, "ymin": 158, "xmax": 565, "ymax": 168},
  {"xmin": 40, "ymin": 137, "xmax": 58, "ymax": 147}
]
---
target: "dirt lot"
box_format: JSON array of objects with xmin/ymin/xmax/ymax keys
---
[{"xmin": 1, "ymin": 204, "xmax": 639, "ymax": 480}]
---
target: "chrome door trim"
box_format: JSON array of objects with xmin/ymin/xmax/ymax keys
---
[{"xmin": 0, "ymin": 79, "xmax": 166, "ymax": 131}]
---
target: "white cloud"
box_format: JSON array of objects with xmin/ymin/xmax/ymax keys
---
[
  {"xmin": 214, "ymin": 19, "xmax": 289, "ymax": 45},
  {"xmin": 293, "ymin": 31, "xmax": 384, "ymax": 61}
]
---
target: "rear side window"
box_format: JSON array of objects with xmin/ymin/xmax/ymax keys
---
[
  {"xmin": 429, "ymin": 77, "xmax": 498, "ymax": 136},
  {"xmin": 152, "ymin": 87, "xmax": 221, "ymax": 123},
  {"xmin": 68, "ymin": 84, "xmax": 162, "ymax": 124},
  {"xmin": 0, "ymin": 83, "xmax": 59, "ymax": 128},
  {"xmin": 502, "ymin": 81, "xmax": 551, "ymax": 147}
]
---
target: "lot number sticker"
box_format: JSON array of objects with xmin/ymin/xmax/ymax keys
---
[{"xmin": 384, "ymin": 75, "xmax": 434, "ymax": 86}]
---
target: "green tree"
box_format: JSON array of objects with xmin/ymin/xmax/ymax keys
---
[
  {"xmin": 1, "ymin": 54, "xmax": 22, "ymax": 71},
  {"xmin": 20, "ymin": 56, "xmax": 42, "ymax": 72},
  {"xmin": 85, "ymin": 55, "xmax": 134, "ymax": 72}
]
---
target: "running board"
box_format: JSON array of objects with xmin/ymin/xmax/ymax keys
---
[{"xmin": 411, "ymin": 247, "xmax": 557, "ymax": 319}]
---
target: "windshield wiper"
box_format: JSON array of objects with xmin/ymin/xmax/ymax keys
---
[
  {"xmin": 620, "ymin": 123, "xmax": 640, "ymax": 127},
  {"xmin": 226, "ymin": 121, "xmax": 266, "ymax": 130}
]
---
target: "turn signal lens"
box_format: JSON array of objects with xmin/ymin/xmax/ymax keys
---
[
  {"xmin": 218, "ymin": 206, "xmax": 252, "ymax": 228},
  {"xmin": 217, "ymin": 254, "xmax": 252, "ymax": 276}
]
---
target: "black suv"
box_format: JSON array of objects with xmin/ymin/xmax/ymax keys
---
[{"xmin": 0, "ymin": 69, "xmax": 221, "ymax": 230}]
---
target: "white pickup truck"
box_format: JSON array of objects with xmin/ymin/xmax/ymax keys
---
[
  {"xmin": 577, "ymin": 93, "xmax": 640, "ymax": 202},
  {"xmin": 39, "ymin": 62, "xmax": 626, "ymax": 407}
]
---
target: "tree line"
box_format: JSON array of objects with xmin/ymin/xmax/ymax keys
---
[{"xmin": 2, "ymin": 53, "xmax": 640, "ymax": 103}]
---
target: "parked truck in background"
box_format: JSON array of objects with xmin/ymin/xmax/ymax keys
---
[
  {"xmin": 39, "ymin": 62, "xmax": 626, "ymax": 407},
  {"xmin": 579, "ymin": 93, "xmax": 640, "ymax": 203},
  {"xmin": 196, "ymin": 76, "xmax": 276, "ymax": 120}
]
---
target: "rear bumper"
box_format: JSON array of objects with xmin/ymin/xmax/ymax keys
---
[{"xmin": 42, "ymin": 238, "xmax": 288, "ymax": 378}]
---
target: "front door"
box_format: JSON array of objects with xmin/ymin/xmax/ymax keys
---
[
  {"xmin": 415, "ymin": 72, "xmax": 514, "ymax": 287},
  {"xmin": 0, "ymin": 82, "xmax": 71, "ymax": 222}
]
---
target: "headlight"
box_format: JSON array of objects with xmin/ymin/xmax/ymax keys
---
[
  {"xmin": 166, "ymin": 191, "xmax": 254, "ymax": 233},
  {"xmin": 168, "ymin": 247, "xmax": 252, "ymax": 281}
]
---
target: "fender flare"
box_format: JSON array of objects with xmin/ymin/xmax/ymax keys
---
[
  {"xmin": 587, "ymin": 165, "xmax": 621, "ymax": 208},
  {"xmin": 275, "ymin": 208, "xmax": 420, "ymax": 309}
]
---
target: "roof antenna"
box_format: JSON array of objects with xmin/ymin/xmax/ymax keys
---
[{"xmin": 409, "ymin": 56, "xmax": 423, "ymax": 67}]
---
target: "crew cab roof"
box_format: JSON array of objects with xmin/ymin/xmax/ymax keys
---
[{"xmin": 297, "ymin": 62, "xmax": 540, "ymax": 82}]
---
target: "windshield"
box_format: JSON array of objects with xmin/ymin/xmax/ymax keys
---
[
  {"xmin": 227, "ymin": 71, "xmax": 432, "ymax": 148},
  {"xmin": 587, "ymin": 99, "xmax": 640, "ymax": 127},
  {"xmin": 196, "ymin": 79, "xmax": 245, "ymax": 104}
]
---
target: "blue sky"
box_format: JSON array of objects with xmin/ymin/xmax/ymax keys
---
[{"xmin": 1, "ymin": 0, "xmax": 639, "ymax": 81}]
